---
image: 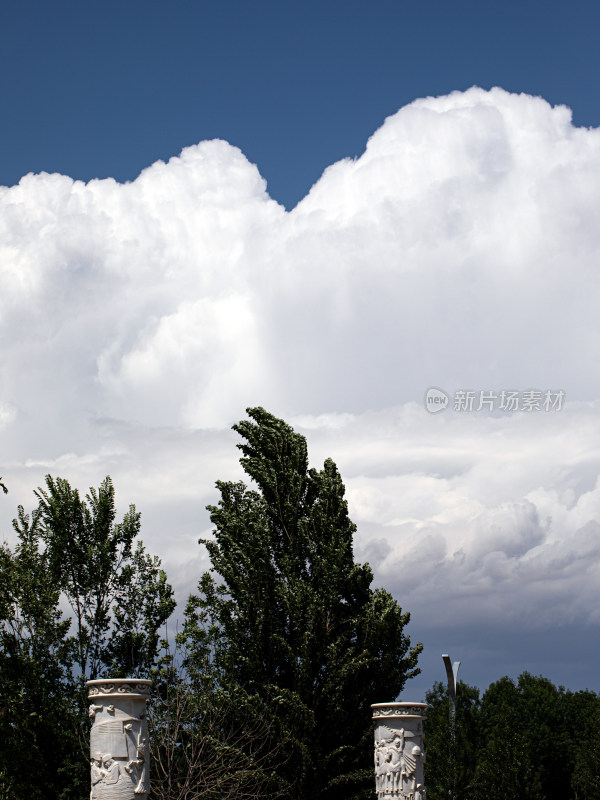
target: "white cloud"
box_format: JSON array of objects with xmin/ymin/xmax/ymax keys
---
[
  {"xmin": 295, "ymin": 403, "xmax": 600, "ymax": 629},
  {"xmin": 1, "ymin": 86, "xmax": 600, "ymax": 690}
]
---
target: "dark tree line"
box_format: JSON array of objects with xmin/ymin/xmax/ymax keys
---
[{"xmin": 424, "ymin": 674, "xmax": 600, "ymax": 800}]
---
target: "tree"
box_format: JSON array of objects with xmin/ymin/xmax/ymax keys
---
[
  {"xmin": 514, "ymin": 673, "xmax": 570, "ymax": 800},
  {"xmin": 0, "ymin": 505, "xmax": 86, "ymax": 800},
  {"xmin": 424, "ymin": 673, "xmax": 600, "ymax": 800},
  {"xmin": 572, "ymin": 702, "xmax": 600, "ymax": 800},
  {"xmin": 32, "ymin": 475, "xmax": 176, "ymax": 680},
  {"xmin": 471, "ymin": 676, "xmax": 543, "ymax": 800},
  {"xmin": 0, "ymin": 475, "xmax": 176, "ymax": 799},
  {"xmin": 424, "ymin": 680, "xmax": 480, "ymax": 800},
  {"xmin": 149, "ymin": 637, "xmax": 290, "ymax": 800},
  {"xmin": 568, "ymin": 690, "xmax": 600, "ymax": 800},
  {"xmin": 473, "ymin": 673, "xmax": 588, "ymax": 800},
  {"xmin": 185, "ymin": 407, "xmax": 422, "ymax": 800},
  {"xmin": 102, "ymin": 541, "xmax": 177, "ymax": 678}
]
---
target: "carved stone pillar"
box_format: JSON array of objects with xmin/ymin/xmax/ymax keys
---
[
  {"xmin": 372, "ymin": 702, "xmax": 427, "ymax": 800},
  {"xmin": 87, "ymin": 678, "xmax": 152, "ymax": 800}
]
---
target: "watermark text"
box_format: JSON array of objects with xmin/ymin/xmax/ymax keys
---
[{"xmin": 424, "ymin": 388, "xmax": 565, "ymax": 414}]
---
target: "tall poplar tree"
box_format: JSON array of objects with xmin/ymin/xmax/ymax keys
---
[{"xmin": 185, "ymin": 407, "xmax": 422, "ymax": 800}]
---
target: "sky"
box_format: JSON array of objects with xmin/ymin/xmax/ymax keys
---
[{"xmin": 1, "ymin": 0, "xmax": 600, "ymax": 702}]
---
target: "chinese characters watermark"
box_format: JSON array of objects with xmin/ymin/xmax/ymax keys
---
[{"xmin": 424, "ymin": 388, "xmax": 565, "ymax": 414}]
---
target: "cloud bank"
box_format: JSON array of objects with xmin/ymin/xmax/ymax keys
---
[{"xmin": 1, "ymin": 87, "xmax": 599, "ymax": 692}]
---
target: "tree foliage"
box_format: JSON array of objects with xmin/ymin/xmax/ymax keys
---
[
  {"xmin": 424, "ymin": 680, "xmax": 480, "ymax": 800},
  {"xmin": 0, "ymin": 506, "xmax": 81, "ymax": 800},
  {"xmin": 472, "ymin": 676, "xmax": 543, "ymax": 800},
  {"xmin": 569, "ymin": 691, "xmax": 600, "ymax": 800},
  {"xmin": 31, "ymin": 475, "xmax": 169, "ymax": 680},
  {"xmin": 149, "ymin": 637, "xmax": 290, "ymax": 800},
  {"xmin": 425, "ymin": 673, "xmax": 600, "ymax": 800},
  {"xmin": 185, "ymin": 407, "xmax": 422, "ymax": 800},
  {"xmin": 0, "ymin": 475, "xmax": 175, "ymax": 799}
]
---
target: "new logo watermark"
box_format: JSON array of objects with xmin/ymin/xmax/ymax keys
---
[
  {"xmin": 424, "ymin": 387, "xmax": 449, "ymax": 413},
  {"xmin": 424, "ymin": 388, "xmax": 565, "ymax": 414}
]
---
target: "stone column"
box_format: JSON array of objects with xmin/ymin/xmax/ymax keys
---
[
  {"xmin": 372, "ymin": 702, "xmax": 427, "ymax": 800},
  {"xmin": 87, "ymin": 678, "xmax": 152, "ymax": 800}
]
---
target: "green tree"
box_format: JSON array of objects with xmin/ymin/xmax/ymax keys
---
[
  {"xmin": 573, "ymin": 709, "xmax": 600, "ymax": 800},
  {"xmin": 424, "ymin": 673, "xmax": 600, "ymax": 800},
  {"xmin": 424, "ymin": 680, "xmax": 480, "ymax": 800},
  {"xmin": 474, "ymin": 672, "xmax": 587, "ymax": 800},
  {"xmin": 32, "ymin": 475, "xmax": 176, "ymax": 680},
  {"xmin": 0, "ymin": 475, "xmax": 175, "ymax": 799},
  {"xmin": 472, "ymin": 676, "xmax": 543, "ymax": 800},
  {"xmin": 515, "ymin": 673, "xmax": 570, "ymax": 800},
  {"xmin": 149, "ymin": 636, "xmax": 290, "ymax": 800},
  {"xmin": 185, "ymin": 407, "xmax": 422, "ymax": 800},
  {"xmin": 102, "ymin": 541, "xmax": 177, "ymax": 677},
  {"xmin": 0, "ymin": 506, "xmax": 86, "ymax": 800},
  {"xmin": 566, "ymin": 689, "xmax": 600, "ymax": 800}
]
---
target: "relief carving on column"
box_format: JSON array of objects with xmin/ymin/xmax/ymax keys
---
[
  {"xmin": 87, "ymin": 678, "xmax": 151, "ymax": 800},
  {"xmin": 372, "ymin": 702, "xmax": 427, "ymax": 800}
]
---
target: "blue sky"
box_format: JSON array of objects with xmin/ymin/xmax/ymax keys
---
[
  {"xmin": 2, "ymin": 0, "xmax": 600, "ymax": 702},
  {"xmin": 3, "ymin": 0, "xmax": 600, "ymax": 208}
]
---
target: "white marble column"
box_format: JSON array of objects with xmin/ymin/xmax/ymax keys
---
[
  {"xmin": 372, "ymin": 702, "xmax": 427, "ymax": 800},
  {"xmin": 87, "ymin": 678, "xmax": 152, "ymax": 800}
]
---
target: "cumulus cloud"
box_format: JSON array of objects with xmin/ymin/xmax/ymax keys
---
[
  {"xmin": 297, "ymin": 403, "xmax": 600, "ymax": 629},
  {"xmin": 1, "ymin": 86, "xmax": 599, "ymax": 691}
]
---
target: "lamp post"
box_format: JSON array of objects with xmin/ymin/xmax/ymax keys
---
[
  {"xmin": 442, "ymin": 655, "xmax": 460, "ymax": 731},
  {"xmin": 442, "ymin": 655, "xmax": 460, "ymax": 800}
]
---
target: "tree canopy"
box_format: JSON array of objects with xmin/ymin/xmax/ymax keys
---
[
  {"xmin": 0, "ymin": 475, "xmax": 175, "ymax": 799},
  {"xmin": 424, "ymin": 673, "xmax": 600, "ymax": 800},
  {"xmin": 184, "ymin": 406, "xmax": 422, "ymax": 800}
]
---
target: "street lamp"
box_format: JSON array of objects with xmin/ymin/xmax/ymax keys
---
[
  {"xmin": 442, "ymin": 654, "xmax": 460, "ymax": 800},
  {"xmin": 442, "ymin": 654, "xmax": 460, "ymax": 728}
]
